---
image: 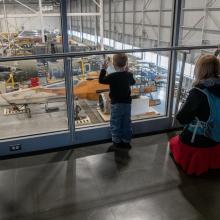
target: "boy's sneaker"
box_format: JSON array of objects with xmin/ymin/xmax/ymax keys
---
[
  {"xmin": 114, "ymin": 150, "xmax": 130, "ymax": 164},
  {"xmin": 120, "ymin": 142, "xmax": 132, "ymax": 150},
  {"xmin": 107, "ymin": 142, "xmax": 121, "ymax": 152}
]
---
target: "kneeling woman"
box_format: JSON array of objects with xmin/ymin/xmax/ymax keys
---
[{"xmin": 170, "ymin": 54, "xmax": 220, "ymax": 175}]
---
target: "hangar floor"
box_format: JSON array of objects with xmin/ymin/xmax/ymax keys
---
[
  {"xmin": 0, "ymin": 87, "xmax": 168, "ymax": 139},
  {"xmin": 0, "ymin": 133, "xmax": 220, "ymax": 220}
]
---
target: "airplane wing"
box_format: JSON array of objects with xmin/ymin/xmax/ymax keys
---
[{"xmin": 0, "ymin": 88, "xmax": 65, "ymax": 106}]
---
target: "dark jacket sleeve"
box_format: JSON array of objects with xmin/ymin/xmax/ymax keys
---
[
  {"xmin": 176, "ymin": 88, "xmax": 207, "ymax": 124},
  {"xmin": 0, "ymin": 66, "xmax": 10, "ymax": 72},
  {"xmin": 129, "ymin": 73, "xmax": 136, "ymax": 86},
  {"xmin": 99, "ymin": 69, "xmax": 111, "ymax": 84},
  {"xmin": 214, "ymin": 49, "xmax": 220, "ymax": 57}
]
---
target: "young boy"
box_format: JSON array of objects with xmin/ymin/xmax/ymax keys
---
[{"xmin": 99, "ymin": 53, "xmax": 136, "ymax": 151}]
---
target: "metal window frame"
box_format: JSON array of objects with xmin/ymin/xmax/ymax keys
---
[
  {"xmin": 0, "ymin": 44, "xmax": 217, "ymax": 156},
  {"xmin": 0, "ymin": 0, "xmax": 218, "ymax": 156}
]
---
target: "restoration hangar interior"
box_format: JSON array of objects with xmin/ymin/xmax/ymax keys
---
[{"xmin": 0, "ymin": 0, "xmax": 220, "ymax": 220}]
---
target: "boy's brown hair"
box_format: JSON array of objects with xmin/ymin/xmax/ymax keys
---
[{"xmin": 113, "ymin": 53, "xmax": 128, "ymax": 68}]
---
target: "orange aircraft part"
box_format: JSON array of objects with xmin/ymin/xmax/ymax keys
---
[
  {"xmin": 74, "ymin": 79, "xmax": 109, "ymax": 100},
  {"xmin": 33, "ymin": 70, "xmax": 156, "ymax": 101},
  {"xmin": 131, "ymin": 85, "xmax": 157, "ymax": 95},
  {"xmin": 35, "ymin": 79, "xmax": 156, "ymax": 100},
  {"xmin": 35, "ymin": 79, "xmax": 109, "ymax": 100}
]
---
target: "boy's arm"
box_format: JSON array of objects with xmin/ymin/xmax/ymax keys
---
[
  {"xmin": 129, "ymin": 73, "xmax": 136, "ymax": 85},
  {"xmin": 214, "ymin": 45, "xmax": 220, "ymax": 57},
  {"xmin": 99, "ymin": 69, "xmax": 111, "ymax": 84}
]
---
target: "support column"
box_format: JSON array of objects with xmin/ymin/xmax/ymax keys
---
[
  {"xmin": 122, "ymin": 0, "xmax": 125, "ymax": 49},
  {"xmin": 100, "ymin": 0, "xmax": 104, "ymax": 50},
  {"xmin": 172, "ymin": 51, "xmax": 187, "ymax": 126},
  {"xmin": 158, "ymin": 0, "xmax": 162, "ymax": 47},
  {"xmin": 95, "ymin": 3, "xmax": 98, "ymax": 46},
  {"xmin": 167, "ymin": 0, "xmax": 182, "ymax": 121},
  {"xmin": 201, "ymin": 0, "xmax": 208, "ymax": 44},
  {"xmin": 60, "ymin": 0, "xmax": 75, "ymax": 137},
  {"xmin": 69, "ymin": 0, "xmax": 72, "ymax": 36},
  {"xmin": 132, "ymin": 0, "xmax": 136, "ymax": 48},
  {"xmin": 39, "ymin": 0, "xmax": 45, "ymax": 43},
  {"xmin": 80, "ymin": 0, "xmax": 83, "ymax": 42},
  {"xmin": 89, "ymin": 0, "xmax": 92, "ymax": 42},
  {"xmin": 109, "ymin": 0, "xmax": 111, "ymax": 48},
  {"xmin": 2, "ymin": 0, "xmax": 10, "ymax": 46},
  {"xmin": 113, "ymin": 0, "xmax": 117, "ymax": 48},
  {"xmin": 141, "ymin": 0, "xmax": 146, "ymax": 48}
]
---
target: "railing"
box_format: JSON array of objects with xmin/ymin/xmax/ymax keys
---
[
  {"xmin": 0, "ymin": 45, "xmax": 218, "ymax": 62},
  {"xmin": 0, "ymin": 44, "xmax": 218, "ymax": 146}
]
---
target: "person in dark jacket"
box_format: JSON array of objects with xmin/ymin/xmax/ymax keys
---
[
  {"xmin": 0, "ymin": 66, "xmax": 10, "ymax": 72},
  {"xmin": 176, "ymin": 54, "xmax": 220, "ymax": 147},
  {"xmin": 99, "ymin": 53, "xmax": 135, "ymax": 151},
  {"xmin": 170, "ymin": 54, "xmax": 220, "ymax": 175}
]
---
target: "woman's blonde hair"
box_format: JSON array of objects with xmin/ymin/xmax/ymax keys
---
[{"xmin": 193, "ymin": 54, "xmax": 220, "ymax": 86}]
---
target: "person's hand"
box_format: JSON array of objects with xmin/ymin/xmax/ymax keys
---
[{"xmin": 102, "ymin": 61, "xmax": 108, "ymax": 70}]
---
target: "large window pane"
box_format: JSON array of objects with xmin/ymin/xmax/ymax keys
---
[
  {"xmin": 0, "ymin": 58, "xmax": 68, "ymax": 139},
  {"xmin": 173, "ymin": 48, "xmax": 217, "ymax": 115},
  {"xmin": 72, "ymin": 51, "xmax": 170, "ymax": 129}
]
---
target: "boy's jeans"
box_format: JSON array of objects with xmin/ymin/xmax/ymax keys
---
[{"xmin": 110, "ymin": 103, "xmax": 132, "ymax": 144}]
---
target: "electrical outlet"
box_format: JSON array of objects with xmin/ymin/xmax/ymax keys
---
[{"xmin": 9, "ymin": 144, "xmax": 22, "ymax": 151}]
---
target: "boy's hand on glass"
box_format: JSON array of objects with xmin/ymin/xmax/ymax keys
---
[{"xmin": 102, "ymin": 61, "xmax": 108, "ymax": 70}]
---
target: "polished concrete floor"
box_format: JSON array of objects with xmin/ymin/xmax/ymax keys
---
[{"xmin": 0, "ymin": 133, "xmax": 220, "ymax": 220}]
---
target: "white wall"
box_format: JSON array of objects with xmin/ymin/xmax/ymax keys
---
[
  {"xmin": 0, "ymin": 2, "xmax": 61, "ymax": 33},
  {"xmin": 1, "ymin": 0, "xmax": 220, "ymax": 48}
]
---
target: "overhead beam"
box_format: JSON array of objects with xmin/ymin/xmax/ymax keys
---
[
  {"xmin": 112, "ymin": 9, "xmax": 172, "ymax": 13},
  {"xmin": 14, "ymin": 0, "xmax": 37, "ymax": 13},
  {"xmin": 207, "ymin": 11, "xmax": 220, "ymax": 29},
  {"xmin": 182, "ymin": 26, "xmax": 220, "ymax": 34},
  {"xmin": 182, "ymin": 7, "xmax": 220, "ymax": 11},
  {"xmin": 112, "ymin": 21, "xmax": 170, "ymax": 29},
  {"xmin": 182, "ymin": 16, "xmax": 204, "ymax": 40},
  {"xmin": 92, "ymin": 0, "xmax": 100, "ymax": 8},
  {"xmin": 0, "ymin": 13, "xmax": 101, "ymax": 19}
]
